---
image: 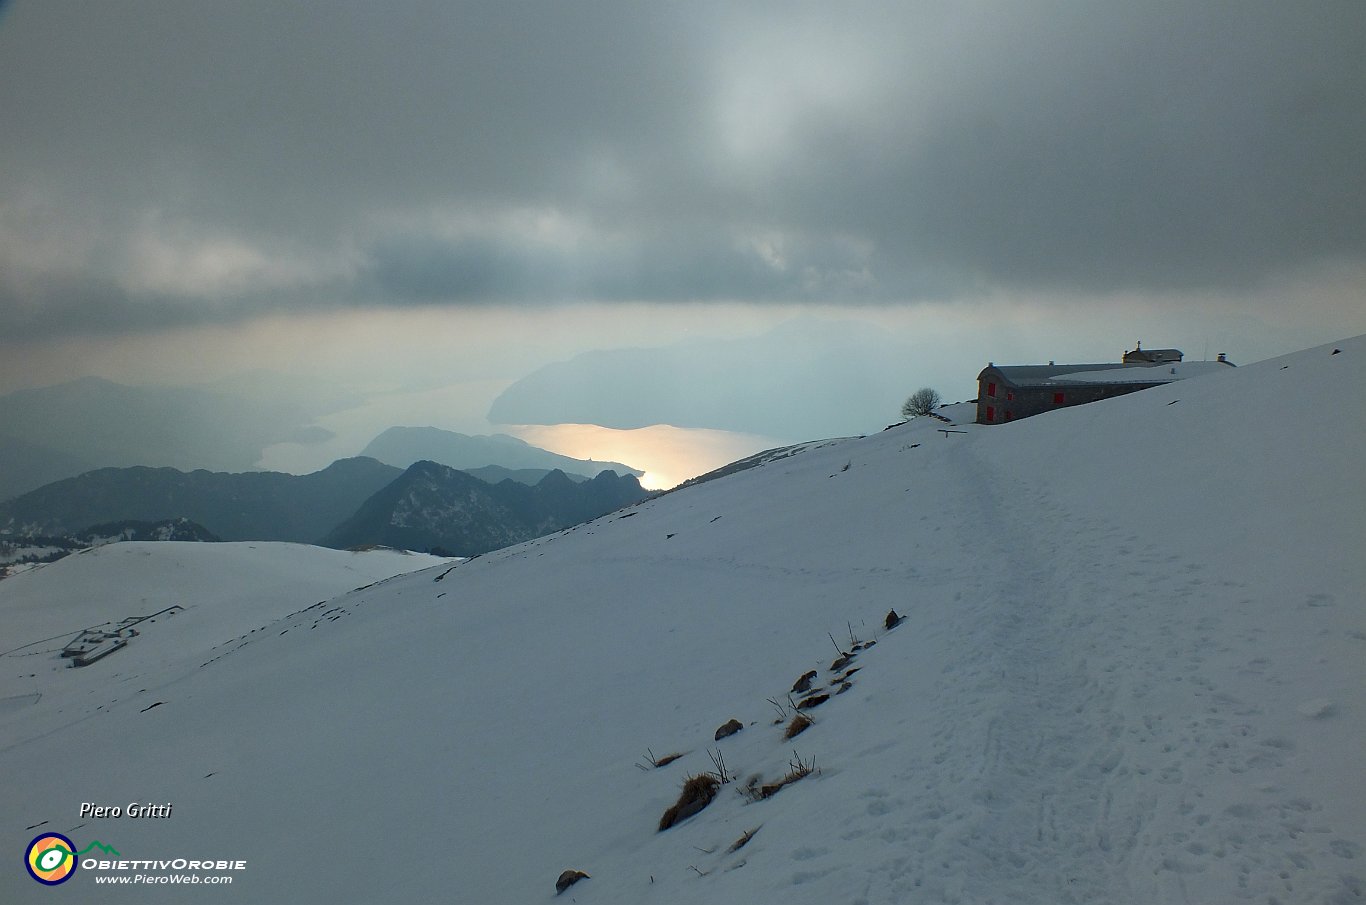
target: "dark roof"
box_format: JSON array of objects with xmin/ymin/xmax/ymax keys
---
[
  {"xmin": 978, "ymin": 362, "xmax": 1169, "ymax": 388},
  {"xmin": 1124, "ymin": 348, "xmax": 1183, "ymax": 363}
]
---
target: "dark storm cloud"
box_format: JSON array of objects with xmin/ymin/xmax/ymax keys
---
[
  {"xmin": 0, "ymin": 274, "xmax": 181, "ymax": 341},
  {"xmin": 1, "ymin": 0, "xmax": 1362, "ymax": 337},
  {"xmin": 364, "ymin": 229, "xmax": 873, "ymax": 303},
  {"xmin": 843, "ymin": 1, "xmax": 1366, "ymax": 291}
]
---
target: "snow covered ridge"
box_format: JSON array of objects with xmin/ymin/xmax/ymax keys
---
[
  {"xmin": 0, "ymin": 338, "xmax": 1362, "ymax": 904},
  {"xmin": 0, "ymin": 543, "xmax": 448, "ymax": 731}
]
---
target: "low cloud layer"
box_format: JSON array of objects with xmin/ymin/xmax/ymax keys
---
[{"xmin": 2, "ymin": 0, "xmax": 1363, "ymax": 341}]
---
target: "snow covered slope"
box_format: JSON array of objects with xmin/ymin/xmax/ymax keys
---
[
  {"xmin": 0, "ymin": 543, "xmax": 447, "ymax": 742},
  {"xmin": 1, "ymin": 338, "xmax": 1361, "ymax": 904}
]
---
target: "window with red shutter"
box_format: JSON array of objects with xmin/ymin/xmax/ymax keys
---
[
  {"xmin": 986, "ymin": 405, "xmax": 995, "ymax": 421},
  {"xmin": 987, "ymin": 382, "xmax": 996, "ymax": 397},
  {"xmin": 1053, "ymin": 392, "xmax": 1065, "ymax": 404}
]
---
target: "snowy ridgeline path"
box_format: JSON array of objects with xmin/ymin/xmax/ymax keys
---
[
  {"xmin": 586, "ymin": 392, "xmax": 1361, "ymax": 905},
  {"xmin": 832, "ymin": 436, "xmax": 1361, "ymax": 904},
  {"xmin": 793, "ymin": 440, "xmax": 1147, "ymax": 903}
]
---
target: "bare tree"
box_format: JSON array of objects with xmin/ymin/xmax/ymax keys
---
[{"xmin": 901, "ymin": 387, "xmax": 942, "ymax": 419}]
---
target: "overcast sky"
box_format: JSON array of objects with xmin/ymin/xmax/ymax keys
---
[{"xmin": 1, "ymin": 1, "xmax": 1363, "ymax": 485}]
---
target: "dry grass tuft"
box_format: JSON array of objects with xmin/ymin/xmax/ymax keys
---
[
  {"xmin": 783, "ymin": 751, "xmax": 816, "ymax": 783},
  {"xmin": 658, "ymin": 773, "xmax": 721, "ymax": 831},
  {"xmin": 742, "ymin": 751, "xmax": 819, "ymax": 801},
  {"xmin": 783, "ymin": 713, "xmax": 813, "ymax": 739},
  {"xmin": 727, "ymin": 826, "xmax": 761, "ymax": 853}
]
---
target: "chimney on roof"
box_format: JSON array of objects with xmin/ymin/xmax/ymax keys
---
[{"xmin": 1217, "ymin": 352, "xmax": 1227, "ymax": 362}]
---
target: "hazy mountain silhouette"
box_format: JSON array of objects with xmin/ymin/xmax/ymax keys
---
[
  {"xmin": 359, "ymin": 426, "xmax": 641, "ymax": 478},
  {"xmin": 461, "ymin": 465, "xmax": 589, "ymax": 485},
  {"xmin": 487, "ymin": 319, "xmax": 922, "ymax": 439}
]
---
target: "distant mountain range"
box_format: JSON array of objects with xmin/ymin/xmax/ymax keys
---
[
  {"xmin": 0, "ymin": 379, "xmax": 644, "ymax": 504},
  {"xmin": 321, "ymin": 462, "xmax": 647, "ymax": 555},
  {"xmin": 359, "ymin": 426, "xmax": 641, "ymax": 479},
  {"xmin": 0, "ymin": 456, "xmax": 649, "ymax": 557},
  {"xmin": 0, "ymin": 390, "xmax": 649, "ymax": 555},
  {"xmin": 0, "ymin": 458, "xmax": 403, "ymax": 543}
]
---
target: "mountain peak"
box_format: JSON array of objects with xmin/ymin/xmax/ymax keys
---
[{"xmin": 322, "ymin": 459, "xmax": 648, "ymax": 555}]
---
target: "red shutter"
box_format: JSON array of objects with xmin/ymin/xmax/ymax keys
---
[
  {"xmin": 987, "ymin": 382, "xmax": 996, "ymax": 397},
  {"xmin": 1053, "ymin": 392, "xmax": 1065, "ymax": 404},
  {"xmin": 986, "ymin": 406, "xmax": 995, "ymax": 421}
]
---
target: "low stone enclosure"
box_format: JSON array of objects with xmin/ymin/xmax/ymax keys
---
[{"xmin": 61, "ymin": 605, "xmax": 184, "ymax": 667}]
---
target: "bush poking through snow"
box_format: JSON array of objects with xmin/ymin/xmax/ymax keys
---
[
  {"xmin": 764, "ymin": 696, "xmax": 797, "ymax": 726},
  {"xmin": 707, "ymin": 747, "xmax": 733, "ymax": 784},
  {"xmin": 885, "ymin": 609, "xmax": 903, "ymax": 630},
  {"xmin": 784, "ymin": 751, "xmax": 817, "ymax": 783},
  {"xmin": 635, "ymin": 748, "xmax": 685, "ymax": 770},
  {"xmin": 790, "ymin": 670, "xmax": 818, "ymax": 693},
  {"xmin": 743, "ymin": 752, "xmax": 819, "ymax": 801},
  {"xmin": 796, "ymin": 693, "xmax": 830, "ymax": 710},
  {"xmin": 658, "ymin": 773, "xmax": 721, "ymax": 831},
  {"xmin": 784, "ymin": 713, "xmax": 813, "ymax": 739},
  {"xmin": 555, "ymin": 870, "xmax": 589, "ymax": 894}
]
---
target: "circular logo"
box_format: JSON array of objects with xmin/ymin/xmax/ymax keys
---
[{"xmin": 25, "ymin": 833, "xmax": 77, "ymax": 885}]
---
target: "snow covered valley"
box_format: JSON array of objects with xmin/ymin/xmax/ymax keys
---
[{"xmin": 2, "ymin": 337, "xmax": 1362, "ymax": 904}]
